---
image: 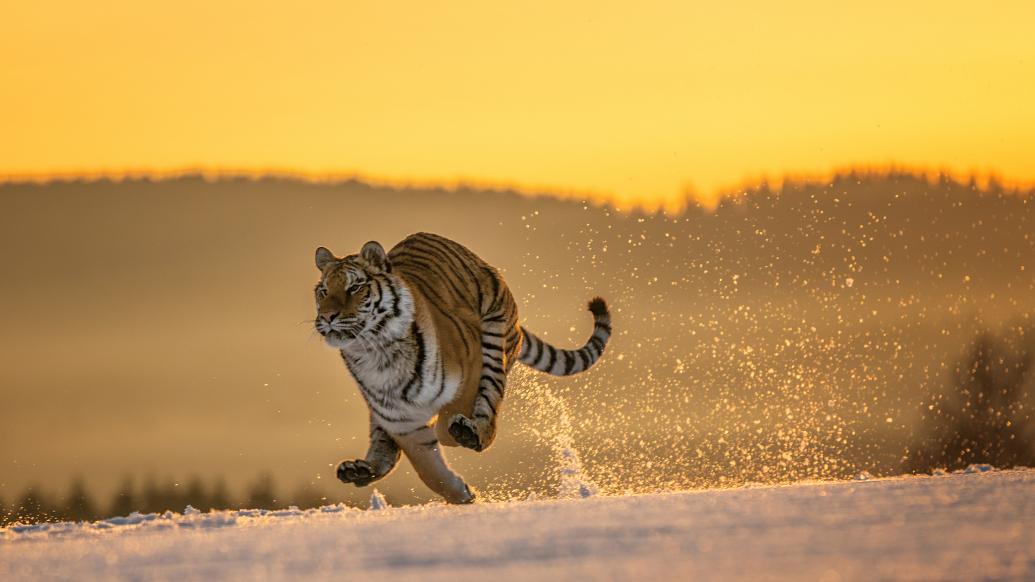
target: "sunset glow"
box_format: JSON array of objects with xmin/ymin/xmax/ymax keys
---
[{"xmin": 3, "ymin": 1, "xmax": 1034, "ymax": 210}]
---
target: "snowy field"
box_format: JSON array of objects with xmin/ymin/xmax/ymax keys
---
[{"xmin": 2, "ymin": 469, "xmax": 1034, "ymax": 581}]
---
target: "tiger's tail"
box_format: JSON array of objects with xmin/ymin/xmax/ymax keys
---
[{"xmin": 518, "ymin": 298, "xmax": 611, "ymax": 376}]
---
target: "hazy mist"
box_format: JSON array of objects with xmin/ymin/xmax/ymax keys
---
[{"xmin": 2, "ymin": 173, "xmax": 1033, "ymax": 514}]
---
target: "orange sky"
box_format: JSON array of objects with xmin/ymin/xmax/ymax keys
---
[{"xmin": 3, "ymin": 1, "xmax": 1034, "ymax": 210}]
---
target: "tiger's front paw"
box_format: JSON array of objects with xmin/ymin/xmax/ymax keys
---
[
  {"xmin": 448, "ymin": 414, "xmax": 484, "ymax": 452},
  {"xmin": 452, "ymin": 483, "xmax": 477, "ymax": 505},
  {"xmin": 337, "ymin": 459, "xmax": 377, "ymax": 487}
]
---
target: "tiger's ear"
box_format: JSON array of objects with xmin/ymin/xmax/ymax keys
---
[
  {"xmin": 315, "ymin": 246, "xmax": 337, "ymax": 270},
  {"xmin": 360, "ymin": 241, "xmax": 390, "ymax": 272}
]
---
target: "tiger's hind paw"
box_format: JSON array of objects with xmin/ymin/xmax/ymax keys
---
[
  {"xmin": 337, "ymin": 459, "xmax": 378, "ymax": 487},
  {"xmin": 448, "ymin": 415, "xmax": 484, "ymax": 452}
]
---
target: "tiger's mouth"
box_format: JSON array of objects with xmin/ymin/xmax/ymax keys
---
[
  {"xmin": 315, "ymin": 319, "xmax": 363, "ymax": 345},
  {"xmin": 318, "ymin": 328, "xmax": 357, "ymax": 349}
]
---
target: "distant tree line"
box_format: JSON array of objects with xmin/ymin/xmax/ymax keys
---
[
  {"xmin": 0, "ymin": 473, "xmax": 332, "ymax": 527},
  {"xmin": 909, "ymin": 322, "xmax": 1035, "ymax": 472}
]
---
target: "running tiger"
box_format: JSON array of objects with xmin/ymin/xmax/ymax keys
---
[{"xmin": 312, "ymin": 232, "xmax": 612, "ymax": 503}]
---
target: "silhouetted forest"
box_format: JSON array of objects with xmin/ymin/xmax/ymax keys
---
[{"xmin": 0, "ymin": 473, "xmax": 330, "ymax": 527}]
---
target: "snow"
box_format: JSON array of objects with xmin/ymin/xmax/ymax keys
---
[
  {"xmin": 3, "ymin": 470, "xmax": 1034, "ymax": 581},
  {"xmin": 368, "ymin": 489, "xmax": 388, "ymax": 511}
]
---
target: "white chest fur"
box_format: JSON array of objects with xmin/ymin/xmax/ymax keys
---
[{"xmin": 340, "ymin": 329, "xmax": 460, "ymax": 432}]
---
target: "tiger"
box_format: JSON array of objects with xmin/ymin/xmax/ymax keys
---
[{"xmin": 312, "ymin": 232, "xmax": 612, "ymax": 504}]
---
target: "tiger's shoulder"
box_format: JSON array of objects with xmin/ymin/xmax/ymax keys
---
[
  {"xmin": 387, "ymin": 233, "xmax": 498, "ymax": 312},
  {"xmin": 389, "ymin": 232, "xmax": 477, "ymax": 262},
  {"xmin": 389, "ymin": 232, "xmax": 496, "ymax": 276}
]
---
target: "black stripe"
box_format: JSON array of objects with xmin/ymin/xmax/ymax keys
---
[
  {"xmin": 477, "ymin": 392, "xmax": 498, "ymax": 415},
  {"xmin": 594, "ymin": 321, "xmax": 612, "ymax": 334},
  {"xmin": 399, "ymin": 241, "xmax": 461, "ymax": 277},
  {"xmin": 363, "ymin": 394, "xmax": 413, "ymax": 424},
  {"xmin": 385, "ymin": 278, "xmax": 401, "ymax": 317},
  {"xmin": 422, "ymin": 352, "xmax": 445, "ymax": 404},
  {"xmin": 371, "ymin": 277, "xmax": 384, "ymax": 307},
  {"xmin": 583, "ymin": 347, "xmax": 594, "ymax": 363},
  {"xmin": 583, "ymin": 342, "xmax": 599, "ymax": 361},
  {"xmin": 570, "ymin": 349, "xmax": 582, "ymax": 373},
  {"xmin": 482, "ymin": 361, "xmax": 504, "ymax": 375},
  {"xmin": 398, "ymin": 245, "xmax": 473, "ymax": 299},
  {"xmin": 411, "ymin": 234, "xmax": 469, "ymax": 275},
  {"xmin": 368, "ymin": 275, "xmax": 395, "ymax": 335},
  {"xmin": 482, "ymin": 330, "xmax": 504, "ymax": 338},
  {"xmin": 528, "ymin": 333, "xmax": 542, "ymax": 364},
  {"xmin": 544, "ymin": 344, "xmax": 557, "ymax": 372},
  {"xmin": 401, "ymin": 271, "xmax": 474, "ymax": 357},
  {"xmin": 429, "ymin": 353, "xmax": 446, "ymax": 402},
  {"xmin": 563, "ymin": 350, "xmax": 576, "ymax": 375},
  {"xmin": 420, "ymin": 235, "xmax": 479, "ymax": 279},
  {"xmin": 484, "ymin": 267, "xmax": 501, "ymax": 314},
  {"xmin": 366, "ymin": 397, "xmax": 407, "ymax": 422},
  {"xmin": 411, "ymin": 273, "xmax": 476, "ymax": 356},
  {"xmin": 369, "ymin": 317, "xmax": 392, "ymax": 341},
  {"xmin": 481, "ymin": 374, "xmax": 502, "ymax": 389},
  {"xmin": 397, "ymin": 253, "xmax": 470, "ymax": 304},
  {"xmin": 401, "ymin": 322, "xmax": 426, "ymax": 402},
  {"xmin": 413, "ymin": 236, "xmax": 481, "ymax": 295},
  {"xmin": 481, "ymin": 340, "xmax": 502, "ymax": 352}
]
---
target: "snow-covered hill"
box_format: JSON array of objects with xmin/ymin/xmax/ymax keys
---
[{"xmin": 3, "ymin": 469, "xmax": 1033, "ymax": 581}]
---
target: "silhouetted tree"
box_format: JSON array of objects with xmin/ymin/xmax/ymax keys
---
[
  {"xmin": 291, "ymin": 482, "xmax": 325, "ymax": 510},
  {"xmin": 208, "ymin": 478, "xmax": 232, "ymax": 511},
  {"xmin": 109, "ymin": 477, "xmax": 138, "ymax": 517},
  {"xmin": 15, "ymin": 485, "xmax": 53, "ymax": 524},
  {"xmin": 245, "ymin": 473, "xmax": 278, "ymax": 509},
  {"xmin": 64, "ymin": 477, "xmax": 98, "ymax": 522},
  {"xmin": 910, "ymin": 327, "xmax": 1035, "ymax": 471},
  {"xmin": 141, "ymin": 477, "xmax": 186, "ymax": 513},
  {"xmin": 141, "ymin": 478, "xmax": 163, "ymax": 513},
  {"xmin": 183, "ymin": 476, "xmax": 208, "ymax": 511},
  {"xmin": 163, "ymin": 479, "xmax": 187, "ymax": 513}
]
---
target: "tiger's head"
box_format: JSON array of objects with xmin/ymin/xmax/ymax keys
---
[{"xmin": 313, "ymin": 241, "xmax": 391, "ymax": 347}]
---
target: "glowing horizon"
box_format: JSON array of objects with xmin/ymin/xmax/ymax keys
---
[
  {"xmin": 3, "ymin": 163, "xmax": 1032, "ymax": 214},
  {"xmin": 3, "ymin": 1, "xmax": 1034, "ymax": 211}
]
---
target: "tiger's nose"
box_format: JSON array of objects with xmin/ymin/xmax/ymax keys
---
[{"xmin": 318, "ymin": 313, "xmax": 338, "ymax": 324}]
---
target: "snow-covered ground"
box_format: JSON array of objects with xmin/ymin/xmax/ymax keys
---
[{"xmin": 2, "ymin": 469, "xmax": 1034, "ymax": 581}]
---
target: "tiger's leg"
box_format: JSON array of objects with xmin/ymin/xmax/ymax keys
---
[
  {"xmin": 336, "ymin": 421, "xmax": 401, "ymax": 487},
  {"xmin": 448, "ymin": 322, "xmax": 510, "ymax": 452},
  {"xmin": 392, "ymin": 424, "xmax": 475, "ymax": 504}
]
